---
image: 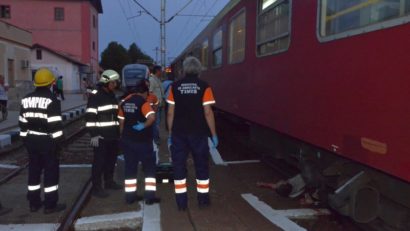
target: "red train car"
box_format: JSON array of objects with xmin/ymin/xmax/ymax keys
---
[{"xmin": 172, "ymin": 0, "xmax": 410, "ymax": 228}]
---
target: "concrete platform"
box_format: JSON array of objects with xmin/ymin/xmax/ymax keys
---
[{"xmin": 0, "ymin": 167, "xmax": 90, "ymax": 229}]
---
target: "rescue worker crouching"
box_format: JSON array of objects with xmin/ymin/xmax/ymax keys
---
[
  {"xmin": 19, "ymin": 68, "xmax": 66, "ymax": 214},
  {"xmin": 86, "ymin": 70, "xmax": 122, "ymax": 198},
  {"xmin": 167, "ymin": 56, "xmax": 218, "ymax": 211},
  {"xmin": 118, "ymin": 81, "xmax": 161, "ymax": 205}
]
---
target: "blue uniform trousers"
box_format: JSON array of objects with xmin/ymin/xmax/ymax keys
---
[
  {"xmin": 25, "ymin": 136, "xmax": 59, "ymax": 209},
  {"xmin": 121, "ymin": 138, "xmax": 157, "ymax": 202},
  {"xmin": 170, "ymin": 133, "xmax": 210, "ymax": 208}
]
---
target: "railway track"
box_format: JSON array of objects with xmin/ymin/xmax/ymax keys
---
[{"xmin": 0, "ymin": 113, "xmax": 96, "ymax": 230}]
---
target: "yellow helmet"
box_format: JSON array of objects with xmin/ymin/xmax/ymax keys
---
[{"xmin": 34, "ymin": 68, "xmax": 55, "ymax": 87}]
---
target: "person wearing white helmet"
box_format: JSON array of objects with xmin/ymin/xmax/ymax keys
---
[{"xmin": 85, "ymin": 69, "xmax": 122, "ymax": 198}]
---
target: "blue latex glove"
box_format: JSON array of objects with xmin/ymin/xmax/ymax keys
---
[
  {"xmin": 211, "ymin": 135, "xmax": 218, "ymax": 148},
  {"xmin": 167, "ymin": 136, "xmax": 172, "ymax": 146},
  {"xmin": 132, "ymin": 122, "xmax": 145, "ymax": 131}
]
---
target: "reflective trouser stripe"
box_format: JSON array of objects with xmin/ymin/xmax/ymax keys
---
[
  {"xmin": 28, "ymin": 184, "xmax": 41, "ymax": 191},
  {"xmin": 145, "ymin": 177, "xmax": 156, "ymax": 191},
  {"xmin": 44, "ymin": 185, "xmax": 58, "ymax": 193},
  {"xmin": 196, "ymin": 179, "xmax": 210, "ymax": 193},
  {"xmin": 125, "ymin": 179, "xmax": 137, "ymax": 192},
  {"xmin": 174, "ymin": 179, "xmax": 187, "ymax": 194}
]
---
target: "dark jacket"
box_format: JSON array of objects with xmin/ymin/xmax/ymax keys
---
[
  {"xmin": 85, "ymin": 87, "xmax": 120, "ymax": 140},
  {"xmin": 19, "ymin": 87, "xmax": 64, "ymax": 144}
]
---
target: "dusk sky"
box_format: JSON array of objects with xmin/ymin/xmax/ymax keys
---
[{"xmin": 99, "ymin": 0, "xmax": 229, "ymax": 65}]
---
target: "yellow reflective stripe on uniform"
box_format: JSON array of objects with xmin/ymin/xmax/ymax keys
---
[
  {"xmin": 174, "ymin": 179, "xmax": 187, "ymax": 194},
  {"xmin": 44, "ymin": 185, "xmax": 58, "ymax": 193},
  {"xmin": 28, "ymin": 130, "xmax": 48, "ymax": 135},
  {"xmin": 97, "ymin": 104, "xmax": 118, "ymax": 112},
  {"xmin": 47, "ymin": 116, "xmax": 62, "ymax": 123},
  {"xmin": 145, "ymin": 177, "xmax": 156, "ymax": 191},
  {"xmin": 28, "ymin": 184, "xmax": 41, "ymax": 191},
  {"xmin": 196, "ymin": 179, "xmax": 210, "ymax": 193},
  {"xmin": 86, "ymin": 122, "xmax": 96, "ymax": 127},
  {"xmin": 125, "ymin": 179, "xmax": 137, "ymax": 192},
  {"xmin": 51, "ymin": 131, "xmax": 63, "ymax": 138},
  {"xmin": 96, "ymin": 121, "xmax": 119, "ymax": 127},
  {"xmin": 23, "ymin": 112, "xmax": 48, "ymax": 119},
  {"xmin": 203, "ymin": 101, "xmax": 216, "ymax": 106},
  {"xmin": 86, "ymin": 108, "xmax": 98, "ymax": 114},
  {"xmin": 166, "ymin": 99, "xmax": 175, "ymax": 105},
  {"xmin": 145, "ymin": 111, "xmax": 155, "ymax": 118},
  {"xmin": 19, "ymin": 116, "xmax": 28, "ymax": 123},
  {"xmin": 125, "ymin": 179, "xmax": 137, "ymax": 184},
  {"xmin": 20, "ymin": 131, "xmax": 28, "ymax": 137},
  {"xmin": 118, "ymin": 115, "xmax": 125, "ymax": 120}
]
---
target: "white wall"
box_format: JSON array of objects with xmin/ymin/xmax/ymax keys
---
[{"xmin": 31, "ymin": 49, "xmax": 82, "ymax": 93}]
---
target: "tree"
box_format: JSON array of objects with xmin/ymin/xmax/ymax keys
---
[
  {"xmin": 128, "ymin": 43, "xmax": 153, "ymax": 64},
  {"xmin": 100, "ymin": 42, "xmax": 130, "ymax": 75}
]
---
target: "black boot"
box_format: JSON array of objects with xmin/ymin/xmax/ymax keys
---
[
  {"xmin": 145, "ymin": 197, "xmax": 161, "ymax": 205},
  {"xmin": 105, "ymin": 181, "xmax": 122, "ymax": 190}
]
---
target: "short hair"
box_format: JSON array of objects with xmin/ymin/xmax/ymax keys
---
[
  {"xmin": 152, "ymin": 65, "xmax": 162, "ymax": 75},
  {"xmin": 183, "ymin": 56, "xmax": 202, "ymax": 75},
  {"xmin": 275, "ymin": 183, "xmax": 292, "ymax": 197},
  {"xmin": 134, "ymin": 80, "xmax": 149, "ymax": 94}
]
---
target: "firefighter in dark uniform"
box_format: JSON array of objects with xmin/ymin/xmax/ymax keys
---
[
  {"xmin": 86, "ymin": 70, "xmax": 122, "ymax": 198},
  {"xmin": 166, "ymin": 57, "xmax": 218, "ymax": 211},
  {"xmin": 19, "ymin": 68, "xmax": 66, "ymax": 214},
  {"xmin": 118, "ymin": 81, "xmax": 161, "ymax": 205}
]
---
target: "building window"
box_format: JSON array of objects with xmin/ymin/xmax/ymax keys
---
[
  {"xmin": 54, "ymin": 7, "xmax": 64, "ymax": 21},
  {"xmin": 93, "ymin": 15, "xmax": 97, "ymax": 28},
  {"xmin": 36, "ymin": 49, "xmax": 42, "ymax": 60},
  {"xmin": 319, "ymin": 0, "xmax": 410, "ymax": 38},
  {"xmin": 212, "ymin": 28, "xmax": 223, "ymax": 67},
  {"xmin": 229, "ymin": 9, "xmax": 246, "ymax": 64},
  {"xmin": 92, "ymin": 42, "xmax": 95, "ymax": 51},
  {"xmin": 256, "ymin": 0, "xmax": 290, "ymax": 56},
  {"xmin": 201, "ymin": 40, "xmax": 209, "ymax": 70},
  {"xmin": 0, "ymin": 5, "xmax": 10, "ymax": 19}
]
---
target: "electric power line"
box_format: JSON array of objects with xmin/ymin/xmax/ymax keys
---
[{"xmin": 174, "ymin": 0, "xmax": 219, "ymax": 57}]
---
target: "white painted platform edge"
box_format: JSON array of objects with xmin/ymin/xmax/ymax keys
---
[
  {"xmin": 75, "ymin": 210, "xmax": 143, "ymax": 226},
  {"xmin": 241, "ymin": 193, "xmax": 307, "ymax": 231},
  {"xmin": 142, "ymin": 202, "xmax": 161, "ymax": 231},
  {"xmin": 0, "ymin": 223, "xmax": 59, "ymax": 231}
]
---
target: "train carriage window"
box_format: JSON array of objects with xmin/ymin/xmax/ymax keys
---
[
  {"xmin": 319, "ymin": 0, "xmax": 410, "ymax": 38},
  {"xmin": 229, "ymin": 9, "xmax": 246, "ymax": 64},
  {"xmin": 201, "ymin": 40, "xmax": 209, "ymax": 70},
  {"xmin": 212, "ymin": 28, "xmax": 223, "ymax": 67},
  {"xmin": 256, "ymin": 0, "xmax": 291, "ymax": 56}
]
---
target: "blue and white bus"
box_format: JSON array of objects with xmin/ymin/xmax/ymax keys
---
[{"xmin": 121, "ymin": 64, "xmax": 149, "ymax": 90}]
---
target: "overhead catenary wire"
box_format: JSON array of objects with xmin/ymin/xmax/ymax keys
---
[
  {"xmin": 119, "ymin": 0, "xmax": 139, "ymax": 44},
  {"xmin": 174, "ymin": 0, "xmax": 219, "ymax": 58},
  {"xmin": 170, "ymin": 0, "xmax": 204, "ymax": 56}
]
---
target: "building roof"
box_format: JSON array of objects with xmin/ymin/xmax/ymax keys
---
[
  {"xmin": 32, "ymin": 43, "xmax": 88, "ymax": 66},
  {"xmin": 90, "ymin": 0, "xmax": 103, "ymax": 13}
]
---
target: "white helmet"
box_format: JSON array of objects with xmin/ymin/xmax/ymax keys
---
[{"xmin": 99, "ymin": 69, "xmax": 120, "ymax": 84}]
